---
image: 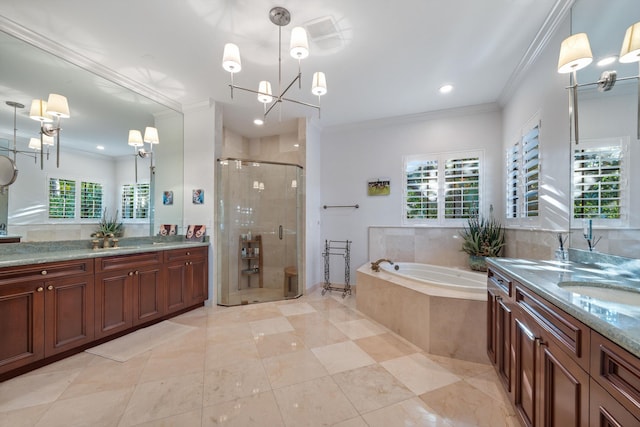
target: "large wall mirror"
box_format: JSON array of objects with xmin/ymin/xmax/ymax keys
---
[
  {"xmin": 569, "ymin": 0, "xmax": 640, "ymax": 256},
  {"xmin": 0, "ymin": 25, "xmax": 184, "ymax": 242}
]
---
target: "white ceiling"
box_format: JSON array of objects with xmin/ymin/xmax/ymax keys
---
[{"xmin": 0, "ymin": 0, "xmax": 569, "ymax": 149}]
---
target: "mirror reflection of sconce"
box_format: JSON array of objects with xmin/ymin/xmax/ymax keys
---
[
  {"xmin": 558, "ymin": 22, "xmax": 640, "ymax": 143},
  {"xmin": 29, "ymin": 94, "xmax": 71, "ymax": 168},
  {"xmin": 128, "ymin": 127, "xmax": 159, "ymax": 182}
]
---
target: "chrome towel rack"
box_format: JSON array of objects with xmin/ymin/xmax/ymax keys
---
[{"xmin": 323, "ymin": 204, "xmax": 359, "ymax": 209}]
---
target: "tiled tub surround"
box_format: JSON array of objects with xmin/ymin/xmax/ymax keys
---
[
  {"xmin": 487, "ymin": 253, "xmax": 640, "ymax": 358},
  {"xmin": 356, "ymin": 264, "xmax": 489, "ymax": 364},
  {"xmin": 0, "ymin": 235, "xmax": 208, "ymax": 268},
  {"xmin": 370, "ymin": 226, "xmax": 640, "ymax": 267}
]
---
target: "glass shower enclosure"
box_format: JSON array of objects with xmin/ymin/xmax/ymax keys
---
[{"xmin": 216, "ymin": 159, "xmax": 303, "ymax": 306}]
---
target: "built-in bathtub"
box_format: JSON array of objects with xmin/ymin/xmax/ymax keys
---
[{"xmin": 356, "ymin": 262, "xmax": 489, "ymax": 364}]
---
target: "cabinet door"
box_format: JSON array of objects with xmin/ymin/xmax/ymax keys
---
[
  {"xmin": 0, "ymin": 282, "xmax": 45, "ymax": 374},
  {"xmin": 539, "ymin": 339, "xmax": 589, "ymax": 427},
  {"xmin": 514, "ymin": 317, "xmax": 539, "ymax": 427},
  {"xmin": 95, "ymin": 271, "xmax": 133, "ymax": 339},
  {"xmin": 188, "ymin": 257, "xmax": 208, "ymax": 304},
  {"xmin": 487, "ymin": 287, "xmax": 498, "ymax": 365},
  {"xmin": 590, "ymin": 378, "xmax": 640, "ymax": 427},
  {"xmin": 44, "ymin": 274, "xmax": 95, "ymax": 357},
  {"xmin": 165, "ymin": 262, "xmax": 187, "ymax": 314},
  {"xmin": 497, "ymin": 296, "xmax": 512, "ymax": 392},
  {"xmin": 133, "ymin": 266, "xmax": 163, "ymax": 326}
]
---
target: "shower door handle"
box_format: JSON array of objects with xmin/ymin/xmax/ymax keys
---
[{"xmin": 279, "ymin": 225, "xmax": 283, "ymax": 240}]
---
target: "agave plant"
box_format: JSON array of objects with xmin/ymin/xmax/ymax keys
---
[
  {"xmin": 460, "ymin": 214, "xmax": 505, "ymax": 257},
  {"xmin": 92, "ymin": 208, "xmax": 123, "ymax": 238}
]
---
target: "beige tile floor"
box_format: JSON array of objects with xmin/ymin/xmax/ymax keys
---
[{"xmin": 0, "ymin": 288, "xmax": 519, "ymax": 427}]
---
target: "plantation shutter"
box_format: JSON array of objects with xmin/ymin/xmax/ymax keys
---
[
  {"xmin": 573, "ymin": 144, "xmax": 622, "ymax": 219},
  {"xmin": 80, "ymin": 181, "xmax": 103, "ymax": 219},
  {"xmin": 506, "ymin": 143, "xmax": 519, "ymax": 218},
  {"xmin": 48, "ymin": 178, "xmax": 76, "ymax": 219},
  {"xmin": 444, "ymin": 156, "xmax": 480, "ymax": 219},
  {"xmin": 121, "ymin": 183, "xmax": 150, "ymax": 220},
  {"xmin": 405, "ymin": 159, "xmax": 438, "ymax": 220},
  {"xmin": 522, "ymin": 124, "xmax": 539, "ymax": 217}
]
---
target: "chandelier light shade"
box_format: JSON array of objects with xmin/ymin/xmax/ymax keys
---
[
  {"xmin": 620, "ymin": 21, "xmax": 640, "ymax": 63},
  {"xmin": 290, "ymin": 27, "xmax": 309, "ymax": 59},
  {"xmin": 258, "ymin": 81, "xmax": 274, "ymax": 103},
  {"xmin": 143, "ymin": 126, "xmax": 160, "ymax": 144},
  {"xmin": 45, "ymin": 94, "xmax": 70, "ymax": 118},
  {"xmin": 128, "ymin": 130, "xmax": 144, "ymax": 147},
  {"xmin": 558, "ymin": 33, "xmax": 593, "ymax": 74},
  {"xmin": 222, "ymin": 43, "xmax": 242, "ymax": 73},
  {"xmin": 312, "ymin": 72, "xmax": 328, "ymax": 96},
  {"xmin": 28, "ymin": 138, "xmax": 42, "ymax": 150},
  {"xmin": 29, "ymin": 99, "xmax": 53, "ymax": 123},
  {"xmin": 221, "ymin": 7, "xmax": 327, "ymax": 121}
]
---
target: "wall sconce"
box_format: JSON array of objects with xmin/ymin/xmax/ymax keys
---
[
  {"xmin": 128, "ymin": 126, "xmax": 159, "ymax": 182},
  {"xmin": 559, "ymin": 22, "xmax": 640, "ymax": 143},
  {"xmin": 29, "ymin": 94, "xmax": 70, "ymax": 168}
]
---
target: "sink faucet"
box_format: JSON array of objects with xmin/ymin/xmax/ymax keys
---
[{"xmin": 371, "ymin": 258, "xmax": 393, "ymax": 272}]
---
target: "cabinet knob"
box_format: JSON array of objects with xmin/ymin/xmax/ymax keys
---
[
  {"xmin": 41, "ymin": 270, "xmax": 47, "ymax": 275},
  {"xmin": 535, "ymin": 338, "xmax": 547, "ymax": 348},
  {"xmin": 47, "ymin": 285, "xmax": 54, "ymax": 291},
  {"xmin": 36, "ymin": 286, "xmax": 44, "ymax": 292},
  {"xmin": 496, "ymin": 296, "xmax": 503, "ymax": 301},
  {"xmin": 186, "ymin": 251, "xmax": 191, "ymax": 256},
  {"xmin": 129, "ymin": 271, "xmax": 134, "ymax": 276},
  {"xmin": 135, "ymin": 270, "xmax": 139, "ymax": 275}
]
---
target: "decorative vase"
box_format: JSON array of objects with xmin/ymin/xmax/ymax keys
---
[{"xmin": 469, "ymin": 255, "xmax": 487, "ymax": 272}]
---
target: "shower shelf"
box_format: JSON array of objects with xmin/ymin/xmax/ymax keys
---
[{"xmin": 238, "ymin": 235, "xmax": 263, "ymax": 289}]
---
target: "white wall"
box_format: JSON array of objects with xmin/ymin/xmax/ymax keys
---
[
  {"xmin": 319, "ymin": 105, "xmax": 503, "ymax": 285},
  {"xmin": 305, "ymin": 119, "xmax": 323, "ymax": 288}
]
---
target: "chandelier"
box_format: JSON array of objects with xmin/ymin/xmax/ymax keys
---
[{"xmin": 221, "ymin": 7, "xmax": 327, "ymax": 121}]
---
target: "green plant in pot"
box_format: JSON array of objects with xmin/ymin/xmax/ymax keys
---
[
  {"xmin": 460, "ymin": 214, "xmax": 505, "ymax": 271},
  {"xmin": 91, "ymin": 208, "xmax": 123, "ymax": 247}
]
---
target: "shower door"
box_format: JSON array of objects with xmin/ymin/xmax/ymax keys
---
[{"xmin": 216, "ymin": 159, "xmax": 302, "ymax": 306}]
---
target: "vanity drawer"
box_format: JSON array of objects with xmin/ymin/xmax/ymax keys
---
[
  {"xmin": 0, "ymin": 259, "xmax": 93, "ymax": 285},
  {"xmin": 591, "ymin": 331, "xmax": 640, "ymax": 420},
  {"xmin": 164, "ymin": 246, "xmax": 207, "ymax": 263},
  {"xmin": 488, "ymin": 267, "xmax": 512, "ymax": 297},
  {"xmin": 515, "ymin": 285, "xmax": 590, "ymax": 370},
  {"xmin": 95, "ymin": 251, "xmax": 161, "ymax": 272}
]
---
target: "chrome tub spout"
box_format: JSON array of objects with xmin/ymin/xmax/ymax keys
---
[{"xmin": 370, "ymin": 258, "xmax": 394, "ymax": 272}]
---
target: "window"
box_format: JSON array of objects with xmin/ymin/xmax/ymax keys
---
[
  {"xmin": 80, "ymin": 181, "xmax": 103, "ymax": 219},
  {"xmin": 404, "ymin": 151, "xmax": 482, "ymax": 224},
  {"xmin": 49, "ymin": 178, "xmax": 76, "ymax": 219},
  {"xmin": 573, "ymin": 139, "xmax": 626, "ymax": 221},
  {"xmin": 122, "ymin": 183, "xmax": 150, "ymax": 220},
  {"xmin": 506, "ymin": 121, "xmax": 540, "ymax": 219}
]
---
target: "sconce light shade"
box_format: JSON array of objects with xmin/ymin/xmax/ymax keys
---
[
  {"xmin": 558, "ymin": 33, "xmax": 593, "ymax": 73},
  {"xmin": 42, "ymin": 135, "xmax": 55, "ymax": 146},
  {"xmin": 253, "ymin": 181, "xmax": 259, "ymax": 189},
  {"xmin": 143, "ymin": 127, "xmax": 160, "ymax": 144},
  {"xmin": 128, "ymin": 130, "xmax": 144, "ymax": 147},
  {"xmin": 290, "ymin": 27, "xmax": 309, "ymax": 59},
  {"xmin": 28, "ymin": 138, "xmax": 41, "ymax": 150},
  {"xmin": 29, "ymin": 99, "xmax": 53, "ymax": 123},
  {"xmin": 222, "ymin": 43, "xmax": 242, "ymax": 73},
  {"xmin": 257, "ymin": 81, "xmax": 273, "ymax": 103},
  {"xmin": 620, "ymin": 21, "xmax": 640, "ymax": 63},
  {"xmin": 46, "ymin": 94, "xmax": 70, "ymax": 118},
  {"xmin": 311, "ymin": 72, "xmax": 327, "ymax": 96}
]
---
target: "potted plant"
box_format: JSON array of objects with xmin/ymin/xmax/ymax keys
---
[
  {"xmin": 91, "ymin": 208, "xmax": 123, "ymax": 248},
  {"xmin": 460, "ymin": 214, "xmax": 505, "ymax": 271}
]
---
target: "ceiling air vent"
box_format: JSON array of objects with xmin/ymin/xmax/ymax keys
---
[{"xmin": 304, "ymin": 15, "xmax": 344, "ymax": 51}]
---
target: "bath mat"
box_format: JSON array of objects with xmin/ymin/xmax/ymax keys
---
[{"xmin": 85, "ymin": 320, "xmax": 196, "ymax": 362}]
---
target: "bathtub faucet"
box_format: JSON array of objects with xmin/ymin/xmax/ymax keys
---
[{"xmin": 371, "ymin": 258, "xmax": 394, "ymax": 272}]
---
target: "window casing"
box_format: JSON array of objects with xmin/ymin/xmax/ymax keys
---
[
  {"xmin": 122, "ymin": 183, "xmax": 150, "ymax": 220},
  {"xmin": 573, "ymin": 138, "xmax": 627, "ymax": 225},
  {"xmin": 404, "ymin": 150, "xmax": 482, "ymax": 225}
]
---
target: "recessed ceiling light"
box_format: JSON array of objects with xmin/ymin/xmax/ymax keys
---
[
  {"xmin": 293, "ymin": 144, "xmax": 299, "ymax": 148},
  {"xmin": 96, "ymin": 145, "xmax": 105, "ymax": 150},
  {"xmin": 254, "ymin": 119, "xmax": 264, "ymax": 125},
  {"xmin": 439, "ymin": 84, "xmax": 453, "ymax": 94},
  {"xmin": 597, "ymin": 56, "xmax": 617, "ymax": 67}
]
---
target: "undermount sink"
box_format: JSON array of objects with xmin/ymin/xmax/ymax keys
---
[{"xmin": 558, "ymin": 282, "xmax": 640, "ymax": 305}]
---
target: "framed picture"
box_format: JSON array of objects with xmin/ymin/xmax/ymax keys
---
[
  {"xmin": 158, "ymin": 224, "xmax": 177, "ymax": 236},
  {"xmin": 162, "ymin": 191, "xmax": 173, "ymax": 205},
  {"xmin": 367, "ymin": 178, "xmax": 390, "ymax": 196},
  {"xmin": 186, "ymin": 224, "xmax": 206, "ymax": 240},
  {"xmin": 192, "ymin": 189, "xmax": 204, "ymax": 204}
]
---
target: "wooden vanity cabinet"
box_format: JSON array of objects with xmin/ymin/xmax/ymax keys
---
[
  {"xmin": 164, "ymin": 247, "xmax": 208, "ymax": 313},
  {"xmin": 94, "ymin": 251, "xmax": 164, "ymax": 339},
  {"xmin": 487, "ymin": 268, "xmax": 513, "ymax": 394},
  {"xmin": 0, "ymin": 260, "xmax": 94, "ymax": 375}
]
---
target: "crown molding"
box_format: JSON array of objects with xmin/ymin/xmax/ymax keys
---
[{"xmin": 0, "ymin": 15, "xmax": 182, "ymax": 113}]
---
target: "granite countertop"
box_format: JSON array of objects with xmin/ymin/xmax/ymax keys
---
[
  {"xmin": 487, "ymin": 256, "xmax": 640, "ymax": 358},
  {"xmin": 0, "ymin": 237, "xmax": 209, "ymax": 269}
]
